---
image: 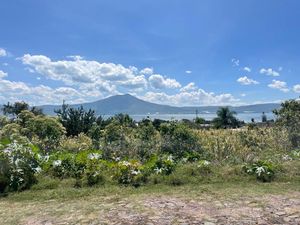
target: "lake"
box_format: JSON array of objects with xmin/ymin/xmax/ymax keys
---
[{"xmin": 105, "ymin": 112, "xmax": 275, "ymax": 123}]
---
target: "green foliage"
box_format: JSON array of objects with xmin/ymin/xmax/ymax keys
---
[
  {"xmin": 160, "ymin": 122, "xmax": 201, "ymax": 158},
  {"xmin": 243, "ymin": 160, "xmax": 275, "ymax": 182},
  {"xmin": 113, "ymin": 160, "xmax": 145, "ymax": 187},
  {"xmin": 274, "ymin": 99, "xmax": 300, "ymax": 147},
  {"xmin": 55, "ymin": 102, "xmax": 97, "ymax": 136},
  {"xmin": 26, "ymin": 116, "xmax": 66, "ymax": 151},
  {"xmin": 0, "ymin": 142, "xmax": 39, "ymax": 192},
  {"xmin": 59, "ymin": 133, "xmax": 93, "ymax": 152},
  {"xmin": 2, "ymin": 101, "xmax": 29, "ymax": 116},
  {"xmin": 212, "ymin": 107, "xmax": 240, "ymax": 129}
]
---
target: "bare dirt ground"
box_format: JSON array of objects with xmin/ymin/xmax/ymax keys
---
[{"xmin": 1, "ymin": 187, "xmax": 300, "ymax": 225}]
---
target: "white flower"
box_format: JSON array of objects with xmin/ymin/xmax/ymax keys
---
[
  {"xmin": 166, "ymin": 155, "xmax": 173, "ymax": 162},
  {"xmin": 255, "ymin": 166, "xmax": 265, "ymax": 177},
  {"xmin": 53, "ymin": 160, "xmax": 62, "ymax": 167},
  {"xmin": 34, "ymin": 166, "xmax": 42, "ymax": 173},
  {"xmin": 154, "ymin": 167, "xmax": 163, "ymax": 174},
  {"xmin": 282, "ymin": 154, "xmax": 292, "ymax": 161},
  {"xmin": 88, "ymin": 153, "xmax": 101, "ymax": 160},
  {"xmin": 131, "ymin": 170, "xmax": 141, "ymax": 175},
  {"xmin": 120, "ymin": 161, "xmax": 130, "ymax": 166}
]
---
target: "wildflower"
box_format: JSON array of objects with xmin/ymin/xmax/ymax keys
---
[
  {"xmin": 166, "ymin": 155, "xmax": 173, "ymax": 162},
  {"xmin": 131, "ymin": 170, "xmax": 141, "ymax": 175},
  {"xmin": 34, "ymin": 166, "xmax": 42, "ymax": 173},
  {"xmin": 120, "ymin": 161, "xmax": 130, "ymax": 166},
  {"xmin": 88, "ymin": 153, "xmax": 101, "ymax": 160},
  {"xmin": 53, "ymin": 160, "xmax": 62, "ymax": 167},
  {"xmin": 154, "ymin": 167, "xmax": 163, "ymax": 174},
  {"xmin": 255, "ymin": 166, "xmax": 265, "ymax": 177}
]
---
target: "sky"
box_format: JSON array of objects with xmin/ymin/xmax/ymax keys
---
[{"xmin": 0, "ymin": 0, "xmax": 300, "ymax": 106}]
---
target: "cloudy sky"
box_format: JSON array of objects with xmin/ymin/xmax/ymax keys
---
[{"xmin": 0, "ymin": 0, "xmax": 299, "ymax": 106}]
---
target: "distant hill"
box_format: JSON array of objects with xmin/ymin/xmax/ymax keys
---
[{"xmin": 38, "ymin": 94, "xmax": 281, "ymax": 116}]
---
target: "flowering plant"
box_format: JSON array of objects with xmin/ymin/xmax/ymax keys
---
[
  {"xmin": 0, "ymin": 142, "xmax": 39, "ymax": 192},
  {"xmin": 243, "ymin": 160, "xmax": 275, "ymax": 182}
]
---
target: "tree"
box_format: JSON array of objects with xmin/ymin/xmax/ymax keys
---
[
  {"xmin": 273, "ymin": 98, "xmax": 300, "ymax": 147},
  {"xmin": 26, "ymin": 116, "xmax": 66, "ymax": 151},
  {"xmin": 212, "ymin": 107, "xmax": 239, "ymax": 129},
  {"xmin": 2, "ymin": 102, "xmax": 29, "ymax": 116},
  {"xmin": 55, "ymin": 102, "xmax": 97, "ymax": 136}
]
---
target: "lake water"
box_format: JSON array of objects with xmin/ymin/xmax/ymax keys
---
[{"xmin": 106, "ymin": 112, "xmax": 275, "ymax": 123}]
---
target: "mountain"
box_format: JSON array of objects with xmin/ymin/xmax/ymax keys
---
[{"xmin": 39, "ymin": 94, "xmax": 281, "ymax": 116}]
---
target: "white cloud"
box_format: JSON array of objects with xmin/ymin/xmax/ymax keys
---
[
  {"xmin": 260, "ymin": 68, "xmax": 280, "ymax": 76},
  {"xmin": 185, "ymin": 70, "xmax": 192, "ymax": 74},
  {"xmin": 0, "ymin": 48, "xmax": 7, "ymax": 57},
  {"xmin": 243, "ymin": 67, "xmax": 251, "ymax": 72},
  {"xmin": 140, "ymin": 67, "xmax": 153, "ymax": 75},
  {"xmin": 293, "ymin": 84, "xmax": 300, "ymax": 93},
  {"xmin": 231, "ymin": 58, "xmax": 239, "ymax": 67},
  {"xmin": 148, "ymin": 74, "xmax": 181, "ymax": 89},
  {"xmin": 237, "ymin": 76, "xmax": 259, "ymax": 85},
  {"xmin": 180, "ymin": 82, "xmax": 198, "ymax": 92},
  {"xmin": 0, "ymin": 53, "xmax": 242, "ymax": 106},
  {"xmin": 143, "ymin": 90, "xmax": 239, "ymax": 106},
  {"xmin": 241, "ymin": 93, "xmax": 246, "ymax": 97},
  {"xmin": 21, "ymin": 54, "xmax": 151, "ymax": 93},
  {"xmin": 268, "ymin": 80, "xmax": 289, "ymax": 92},
  {"xmin": 0, "ymin": 70, "xmax": 8, "ymax": 79}
]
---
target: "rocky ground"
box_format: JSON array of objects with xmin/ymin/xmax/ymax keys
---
[{"xmin": 1, "ymin": 188, "xmax": 300, "ymax": 225}]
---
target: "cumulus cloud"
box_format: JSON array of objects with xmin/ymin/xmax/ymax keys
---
[
  {"xmin": 180, "ymin": 82, "xmax": 198, "ymax": 92},
  {"xmin": 0, "ymin": 48, "xmax": 7, "ymax": 57},
  {"xmin": 0, "ymin": 53, "xmax": 242, "ymax": 106},
  {"xmin": 260, "ymin": 68, "xmax": 280, "ymax": 76},
  {"xmin": 143, "ymin": 90, "xmax": 239, "ymax": 106},
  {"xmin": 243, "ymin": 67, "xmax": 251, "ymax": 72},
  {"xmin": 21, "ymin": 54, "xmax": 151, "ymax": 93},
  {"xmin": 293, "ymin": 84, "xmax": 300, "ymax": 93},
  {"xmin": 237, "ymin": 76, "xmax": 259, "ymax": 85},
  {"xmin": 268, "ymin": 80, "xmax": 289, "ymax": 92},
  {"xmin": 0, "ymin": 77, "xmax": 90, "ymax": 106},
  {"xmin": 140, "ymin": 67, "xmax": 153, "ymax": 75},
  {"xmin": 148, "ymin": 74, "xmax": 181, "ymax": 89},
  {"xmin": 185, "ymin": 70, "xmax": 192, "ymax": 74},
  {"xmin": 0, "ymin": 70, "xmax": 8, "ymax": 79}
]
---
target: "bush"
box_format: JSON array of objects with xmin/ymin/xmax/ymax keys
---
[
  {"xmin": 59, "ymin": 133, "xmax": 93, "ymax": 152},
  {"xmin": 0, "ymin": 142, "xmax": 40, "ymax": 192},
  {"xmin": 160, "ymin": 122, "xmax": 201, "ymax": 158},
  {"xmin": 243, "ymin": 160, "xmax": 275, "ymax": 182},
  {"xmin": 113, "ymin": 160, "xmax": 145, "ymax": 187}
]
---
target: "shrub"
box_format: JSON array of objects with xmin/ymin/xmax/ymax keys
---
[
  {"xmin": 243, "ymin": 160, "xmax": 275, "ymax": 182},
  {"xmin": 59, "ymin": 133, "xmax": 93, "ymax": 152},
  {"xmin": 85, "ymin": 158, "xmax": 105, "ymax": 186},
  {"xmin": 146, "ymin": 154, "xmax": 176, "ymax": 175},
  {"xmin": 160, "ymin": 122, "xmax": 201, "ymax": 158},
  {"xmin": 113, "ymin": 160, "xmax": 145, "ymax": 187},
  {"xmin": 0, "ymin": 142, "xmax": 40, "ymax": 192}
]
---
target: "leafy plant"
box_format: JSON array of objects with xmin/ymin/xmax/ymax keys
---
[{"xmin": 243, "ymin": 160, "xmax": 275, "ymax": 182}]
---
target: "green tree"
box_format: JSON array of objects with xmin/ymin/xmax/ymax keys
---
[
  {"xmin": 212, "ymin": 107, "xmax": 239, "ymax": 129},
  {"xmin": 55, "ymin": 102, "xmax": 97, "ymax": 136},
  {"xmin": 273, "ymin": 98, "xmax": 300, "ymax": 147},
  {"xmin": 26, "ymin": 116, "xmax": 66, "ymax": 151},
  {"xmin": 2, "ymin": 101, "xmax": 29, "ymax": 116}
]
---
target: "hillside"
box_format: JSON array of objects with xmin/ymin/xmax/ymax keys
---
[{"xmin": 39, "ymin": 94, "xmax": 280, "ymax": 116}]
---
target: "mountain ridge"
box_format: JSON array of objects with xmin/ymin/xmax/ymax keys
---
[{"xmin": 39, "ymin": 94, "xmax": 281, "ymax": 116}]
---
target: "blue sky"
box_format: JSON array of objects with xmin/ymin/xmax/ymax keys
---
[{"xmin": 0, "ymin": 0, "xmax": 299, "ymax": 106}]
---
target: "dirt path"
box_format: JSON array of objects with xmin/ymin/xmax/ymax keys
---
[{"xmin": 1, "ymin": 191, "xmax": 300, "ymax": 225}]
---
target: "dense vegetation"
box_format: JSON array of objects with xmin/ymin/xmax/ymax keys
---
[{"xmin": 0, "ymin": 99, "xmax": 299, "ymax": 195}]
